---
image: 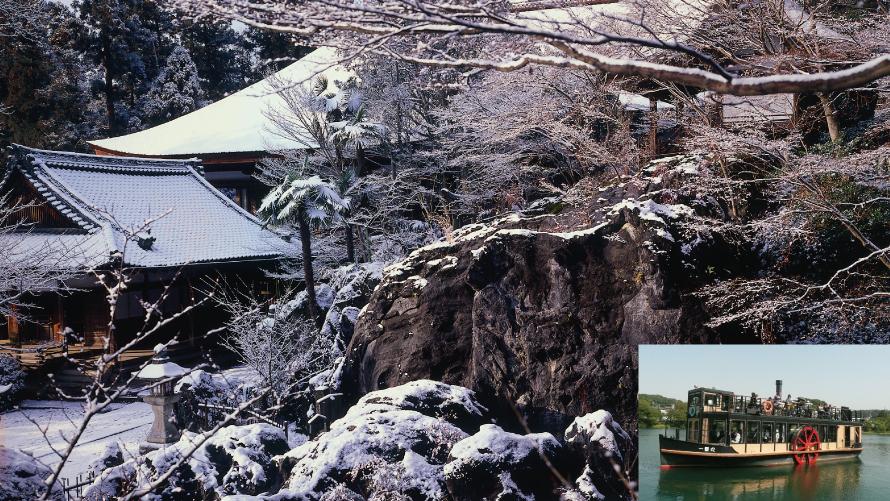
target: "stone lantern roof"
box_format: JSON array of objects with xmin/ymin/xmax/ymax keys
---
[{"xmin": 136, "ymin": 344, "xmax": 189, "ymax": 380}]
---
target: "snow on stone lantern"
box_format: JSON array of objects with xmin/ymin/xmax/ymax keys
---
[{"xmin": 137, "ymin": 344, "xmax": 188, "ymax": 449}]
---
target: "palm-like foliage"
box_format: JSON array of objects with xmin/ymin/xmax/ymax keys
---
[
  {"xmin": 330, "ymin": 106, "xmax": 386, "ymax": 152},
  {"xmin": 259, "ymin": 172, "xmax": 349, "ymax": 226},
  {"xmin": 259, "ymin": 170, "xmax": 348, "ymax": 323}
]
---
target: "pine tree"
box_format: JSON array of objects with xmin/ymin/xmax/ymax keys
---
[
  {"xmin": 175, "ymin": 15, "xmax": 254, "ymax": 101},
  {"xmin": 76, "ymin": 0, "xmax": 173, "ymax": 134},
  {"xmin": 244, "ymin": 27, "xmax": 313, "ymax": 75},
  {"xmin": 0, "ymin": 2, "xmax": 98, "ymax": 150},
  {"xmin": 140, "ymin": 45, "xmax": 204, "ymax": 127}
]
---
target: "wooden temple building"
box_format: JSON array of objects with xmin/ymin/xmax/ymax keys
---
[
  {"xmin": 0, "ymin": 145, "xmax": 291, "ymax": 358},
  {"xmin": 88, "ymin": 47, "xmax": 350, "ymax": 213}
]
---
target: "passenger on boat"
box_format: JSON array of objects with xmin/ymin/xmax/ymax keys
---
[{"xmin": 731, "ymin": 431, "xmax": 742, "ymax": 444}]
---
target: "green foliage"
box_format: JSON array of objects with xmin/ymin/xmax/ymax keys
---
[
  {"xmin": 639, "ymin": 394, "xmax": 683, "ymax": 408},
  {"xmin": 666, "ymin": 402, "xmax": 688, "ymax": 428},
  {"xmin": 2, "ymin": 0, "xmax": 312, "ymax": 148},
  {"xmin": 175, "ymin": 14, "xmax": 254, "ymax": 101},
  {"xmin": 639, "ymin": 394, "xmax": 687, "ymax": 428},
  {"xmin": 638, "ymin": 397, "xmax": 661, "ymax": 428},
  {"xmin": 0, "ymin": 2, "xmax": 99, "ymax": 150},
  {"xmin": 865, "ymin": 411, "xmax": 890, "ymax": 433}
]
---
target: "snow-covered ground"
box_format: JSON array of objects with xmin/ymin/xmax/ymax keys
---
[
  {"xmin": 0, "ymin": 400, "xmax": 153, "ymax": 481},
  {"xmin": 0, "ymin": 365, "xmax": 262, "ymax": 483}
]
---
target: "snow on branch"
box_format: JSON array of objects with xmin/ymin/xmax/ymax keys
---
[{"xmin": 174, "ymin": 0, "xmax": 890, "ymax": 96}]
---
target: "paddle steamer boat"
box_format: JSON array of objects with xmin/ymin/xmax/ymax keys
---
[{"xmin": 659, "ymin": 380, "xmax": 863, "ymax": 467}]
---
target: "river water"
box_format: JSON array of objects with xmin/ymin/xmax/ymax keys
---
[{"xmin": 639, "ymin": 428, "xmax": 890, "ymax": 501}]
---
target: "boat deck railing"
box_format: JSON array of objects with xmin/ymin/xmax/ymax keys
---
[{"xmin": 730, "ymin": 395, "xmax": 862, "ymax": 422}]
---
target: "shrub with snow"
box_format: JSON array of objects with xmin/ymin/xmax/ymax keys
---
[
  {"xmin": 86, "ymin": 442, "xmax": 125, "ymax": 477},
  {"xmin": 0, "ymin": 354, "xmax": 26, "ymax": 411},
  {"xmin": 174, "ymin": 369, "xmax": 252, "ymax": 433},
  {"xmin": 444, "ymin": 424, "xmax": 565, "ymax": 500},
  {"xmin": 0, "ymin": 446, "xmax": 63, "ymax": 500},
  {"xmin": 84, "ymin": 424, "xmax": 289, "ymax": 499}
]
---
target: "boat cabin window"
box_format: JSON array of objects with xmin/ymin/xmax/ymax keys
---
[
  {"xmin": 826, "ymin": 426, "xmax": 837, "ymax": 442},
  {"xmin": 730, "ymin": 420, "xmax": 745, "ymax": 444},
  {"xmin": 788, "ymin": 423, "xmax": 801, "ymax": 442},
  {"xmin": 852, "ymin": 427, "xmax": 861, "ymax": 446},
  {"xmin": 704, "ymin": 392, "xmax": 720, "ymax": 408},
  {"xmin": 775, "ymin": 423, "xmax": 787, "ymax": 443},
  {"xmin": 707, "ymin": 419, "xmax": 727, "ymax": 445},
  {"xmin": 747, "ymin": 421, "xmax": 761, "ymax": 444},
  {"xmin": 762, "ymin": 422, "xmax": 774, "ymax": 443}
]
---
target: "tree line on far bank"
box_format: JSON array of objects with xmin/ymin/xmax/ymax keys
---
[{"xmin": 639, "ymin": 394, "xmax": 687, "ymax": 429}]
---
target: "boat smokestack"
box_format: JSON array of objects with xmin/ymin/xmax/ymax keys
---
[{"xmin": 776, "ymin": 380, "xmax": 783, "ymax": 398}]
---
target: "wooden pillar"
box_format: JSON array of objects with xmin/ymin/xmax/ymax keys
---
[
  {"xmin": 7, "ymin": 305, "xmax": 20, "ymax": 347},
  {"xmin": 56, "ymin": 294, "xmax": 65, "ymax": 344}
]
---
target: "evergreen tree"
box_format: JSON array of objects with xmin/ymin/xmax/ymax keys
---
[
  {"xmin": 76, "ymin": 0, "xmax": 173, "ymax": 134},
  {"xmin": 244, "ymin": 27, "xmax": 312, "ymax": 75},
  {"xmin": 0, "ymin": 2, "xmax": 98, "ymax": 150},
  {"xmin": 175, "ymin": 14, "xmax": 253, "ymax": 101},
  {"xmin": 140, "ymin": 45, "xmax": 204, "ymax": 127}
]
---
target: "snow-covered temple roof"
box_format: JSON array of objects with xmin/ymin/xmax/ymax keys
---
[
  {"xmin": 1, "ymin": 145, "xmax": 291, "ymax": 268},
  {"xmin": 88, "ymin": 47, "xmax": 350, "ymax": 158}
]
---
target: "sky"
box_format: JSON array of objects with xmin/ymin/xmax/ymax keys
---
[{"xmin": 639, "ymin": 345, "xmax": 890, "ymax": 409}]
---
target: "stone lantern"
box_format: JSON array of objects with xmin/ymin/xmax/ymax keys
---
[{"xmin": 137, "ymin": 344, "xmax": 188, "ymax": 449}]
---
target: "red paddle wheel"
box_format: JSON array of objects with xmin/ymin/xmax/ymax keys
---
[{"xmin": 792, "ymin": 426, "xmax": 821, "ymax": 465}]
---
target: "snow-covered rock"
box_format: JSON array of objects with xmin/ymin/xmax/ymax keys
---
[
  {"xmin": 0, "ymin": 446, "xmax": 63, "ymax": 500},
  {"xmin": 174, "ymin": 369, "xmax": 251, "ymax": 433},
  {"xmin": 272, "ymin": 380, "xmax": 487, "ymax": 500},
  {"xmin": 324, "ymin": 262, "xmax": 385, "ymax": 308},
  {"xmin": 0, "ymin": 354, "xmax": 26, "ymax": 411},
  {"xmin": 563, "ymin": 411, "xmax": 634, "ymax": 501},
  {"xmin": 84, "ymin": 424, "xmax": 289, "ymax": 499},
  {"xmin": 565, "ymin": 410, "xmax": 631, "ymax": 463},
  {"xmin": 444, "ymin": 424, "xmax": 564, "ymax": 500},
  {"xmin": 347, "ymin": 379, "xmax": 489, "ymax": 432}
]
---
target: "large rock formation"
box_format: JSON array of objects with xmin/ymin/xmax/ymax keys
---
[{"xmin": 342, "ymin": 200, "xmax": 709, "ymax": 436}]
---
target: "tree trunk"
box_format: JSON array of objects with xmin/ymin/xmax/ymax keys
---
[
  {"xmin": 356, "ymin": 145, "xmax": 367, "ymax": 176},
  {"xmin": 101, "ymin": 35, "xmax": 118, "ymax": 135},
  {"xmin": 818, "ymin": 93, "xmax": 842, "ymax": 142},
  {"xmin": 344, "ymin": 222, "xmax": 356, "ymax": 264},
  {"xmin": 648, "ymin": 97, "xmax": 658, "ymax": 157},
  {"xmin": 298, "ymin": 210, "xmax": 319, "ymax": 322}
]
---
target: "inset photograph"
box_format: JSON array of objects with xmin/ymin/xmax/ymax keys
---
[{"xmin": 639, "ymin": 344, "xmax": 890, "ymax": 501}]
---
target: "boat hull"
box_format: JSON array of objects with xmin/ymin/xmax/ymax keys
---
[{"xmin": 659, "ymin": 435, "xmax": 863, "ymax": 467}]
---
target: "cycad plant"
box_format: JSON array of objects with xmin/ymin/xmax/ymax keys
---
[
  {"xmin": 269, "ymin": 72, "xmax": 385, "ymax": 264},
  {"xmin": 259, "ymin": 169, "xmax": 349, "ymax": 321},
  {"xmin": 329, "ymin": 105, "xmax": 385, "ymax": 262}
]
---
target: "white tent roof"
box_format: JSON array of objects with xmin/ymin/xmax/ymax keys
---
[{"xmin": 88, "ymin": 47, "xmax": 350, "ymax": 157}]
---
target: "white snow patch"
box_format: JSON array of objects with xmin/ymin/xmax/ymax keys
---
[
  {"xmin": 0, "ymin": 400, "xmax": 153, "ymax": 479},
  {"xmin": 610, "ymin": 199, "xmax": 694, "ymax": 225}
]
